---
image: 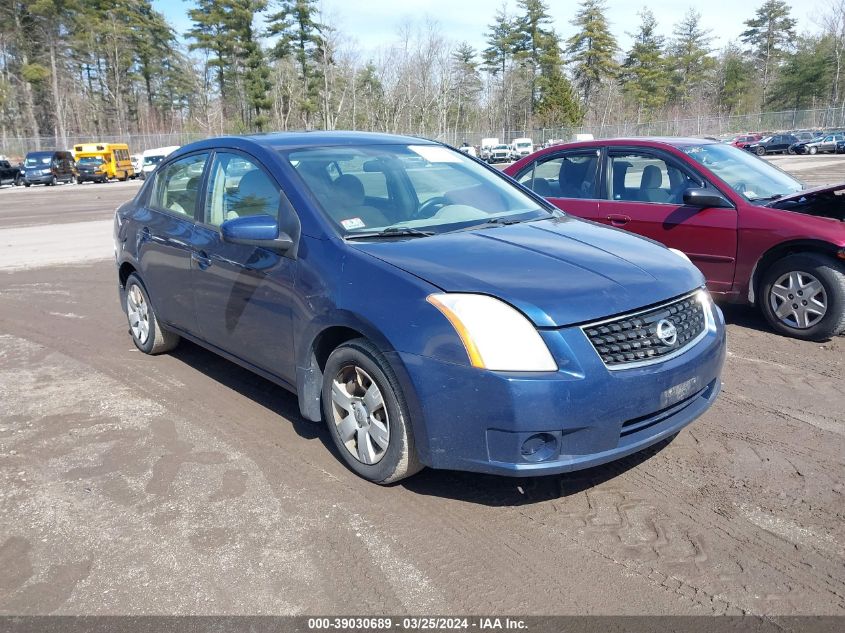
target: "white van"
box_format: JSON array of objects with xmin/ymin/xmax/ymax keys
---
[
  {"xmin": 140, "ymin": 145, "xmax": 180, "ymax": 180},
  {"xmin": 509, "ymin": 138, "xmax": 534, "ymax": 161}
]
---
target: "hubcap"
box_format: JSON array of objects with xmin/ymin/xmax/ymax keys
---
[
  {"xmin": 769, "ymin": 271, "xmax": 827, "ymax": 329},
  {"xmin": 126, "ymin": 284, "xmax": 151, "ymax": 344},
  {"xmin": 330, "ymin": 365, "xmax": 390, "ymax": 465}
]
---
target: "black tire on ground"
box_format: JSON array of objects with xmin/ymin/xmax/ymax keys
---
[
  {"xmin": 809, "ymin": 146, "xmax": 818, "ymax": 155},
  {"xmin": 759, "ymin": 253, "xmax": 845, "ymax": 341},
  {"xmin": 756, "ymin": 146, "xmax": 766, "ymax": 156},
  {"xmin": 24, "ymin": 182, "xmax": 30, "ymax": 187},
  {"xmin": 49, "ymin": 175, "xmax": 57, "ymax": 186},
  {"xmin": 123, "ymin": 273, "xmax": 180, "ymax": 354},
  {"xmin": 321, "ymin": 338, "xmax": 423, "ymax": 484}
]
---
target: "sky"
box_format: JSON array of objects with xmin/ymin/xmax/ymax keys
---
[{"xmin": 154, "ymin": 0, "xmax": 834, "ymax": 58}]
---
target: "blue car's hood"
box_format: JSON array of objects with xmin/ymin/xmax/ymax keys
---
[{"xmin": 351, "ymin": 217, "xmax": 704, "ymax": 328}]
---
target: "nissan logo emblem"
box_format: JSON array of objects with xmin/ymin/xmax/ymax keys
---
[{"xmin": 656, "ymin": 319, "xmax": 678, "ymax": 346}]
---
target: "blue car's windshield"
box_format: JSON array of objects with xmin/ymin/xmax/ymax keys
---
[
  {"xmin": 281, "ymin": 144, "xmax": 555, "ymax": 236},
  {"xmin": 681, "ymin": 143, "xmax": 804, "ymax": 202}
]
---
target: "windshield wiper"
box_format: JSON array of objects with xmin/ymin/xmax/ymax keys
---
[
  {"xmin": 749, "ymin": 193, "xmax": 785, "ymax": 202},
  {"xmin": 450, "ymin": 215, "xmax": 547, "ymax": 233},
  {"xmin": 345, "ymin": 226, "xmax": 435, "ymax": 240}
]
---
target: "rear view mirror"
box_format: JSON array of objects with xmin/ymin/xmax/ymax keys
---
[
  {"xmin": 683, "ymin": 188, "xmax": 734, "ymax": 209},
  {"xmin": 221, "ymin": 214, "xmax": 293, "ymax": 253}
]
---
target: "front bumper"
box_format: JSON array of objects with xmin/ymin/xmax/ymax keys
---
[
  {"xmin": 391, "ymin": 304, "xmax": 726, "ymax": 476},
  {"xmin": 24, "ymin": 174, "xmax": 55, "ymax": 184}
]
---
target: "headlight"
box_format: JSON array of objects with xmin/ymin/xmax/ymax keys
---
[
  {"xmin": 427, "ymin": 293, "xmax": 557, "ymax": 371},
  {"xmin": 669, "ymin": 248, "xmax": 691, "ymax": 263},
  {"xmin": 696, "ymin": 288, "xmax": 718, "ymax": 331}
]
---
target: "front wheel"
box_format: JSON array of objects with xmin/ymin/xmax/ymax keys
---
[
  {"xmin": 756, "ymin": 146, "xmax": 766, "ymax": 156},
  {"xmin": 124, "ymin": 273, "xmax": 180, "ymax": 354},
  {"xmin": 759, "ymin": 253, "xmax": 845, "ymax": 341},
  {"xmin": 322, "ymin": 338, "xmax": 422, "ymax": 484},
  {"xmin": 48, "ymin": 175, "xmax": 57, "ymax": 186},
  {"xmin": 808, "ymin": 146, "xmax": 818, "ymax": 155}
]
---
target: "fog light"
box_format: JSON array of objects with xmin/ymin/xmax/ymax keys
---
[
  {"xmin": 521, "ymin": 433, "xmax": 558, "ymax": 463},
  {"xmin": 837, "ymin": 248, "xmax": 845, "ymax": 261}
]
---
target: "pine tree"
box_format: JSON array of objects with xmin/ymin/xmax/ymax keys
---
[
  {"xmin": 620, "ymin": 9, "xmax": 670, "ymax": 115},
  {"xmin": 717, "ymin": 44, "xmax": 754, "ymax": 113},
  {"xmin": 566, "ymin": 0, "xmax": 618, "ymax": 105},
  {"xmin": 187, "ymin": 0, "xmax": 237, "ymax": 115},
  {"xmin": 266, "ymin": 0, "xmax": 326, "ymax": 128},
  {"xmin": 482, "ymin": 3, "xmax": 521, "ymax": 76},
  {"xmin": 668, "ymin": 9, "xmax": 715, "ymax": 105},
  {"xmin": 767, "ymin": 35, "xmax": 834, "ymax": 110},
  {"xmin": 451, "ymin": 43, "xmax": 482, "ymax": 133},
  {"xmin": 740, "ymin": 0, "xmax": 797, "ymax": 102}
]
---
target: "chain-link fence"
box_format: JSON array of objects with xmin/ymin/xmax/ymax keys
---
[
  {"xmin": 3, "ymin": 106, "xmax": 845, "ymax": 160},
  {"xmin": 436, "ymin": 106, "xmax": 845, "ymax": 147}
]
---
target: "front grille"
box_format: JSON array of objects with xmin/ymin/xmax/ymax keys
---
[{"xmin": 583, "ymin": 293, "xmax": 706, "ymax": 368}]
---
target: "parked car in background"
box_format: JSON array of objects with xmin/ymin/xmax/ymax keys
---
[
  {"xmin": 743, "ymin": 134, "xmax": 799, "ymax": 155},
  {"xmin": 140, "ymin": 145, "xmax": 180, "ymax": 179},
  {"xmin": 458, "ymin": 142, "xmax": 477, "ymax": 157},
  {"xmin": 509, "ymin": 137, "xmax": 534, "ymax": 161},
  {"xmin": 792, "ymin": 130, "xmax": 817, "ymax": 142},
  {"xmin": 73, "ymin": 143, "xmax": 135, "ymax": 180},
  {"xmin": 131, "ymin": 153, "xmax": 144, "ymax": 173},
  {"xmin": 479, "ymin": 137, "xmax": 499, "ymax": 162},
  {"xmin": 22, "ymin": 150, "xmax": 76, "ymax": 186},
  {"xmin": 505, "ymin": 138, "xmax": 845, "ymax": 340},
  {"xmin": 788, "ymin": 136, "xmax": 824, "ymax": 155},
  {"xmin": 730, "ymin": 134, "xmax": 762, "ymax": 148},
  {"xmin": 75, "ymin": 155, "xmax": 110, "ymax": 183},
  {"xmin": 0, "ymin": 159, "xmax": 22, "ymax": 187},
  {"xmin": 114, "ymin": 131, "xmax": 725, "ymax": 483},
  {"xmin": 803, "ymin": 133, "xmax": 845, "ymax": 155},
  {"xmin": 836, "ymin": 139, "xmax": 845, "ymax": 154},
  {"xmin": 487, "ymin": 144, "xmax": 511, "ymax": 163}
]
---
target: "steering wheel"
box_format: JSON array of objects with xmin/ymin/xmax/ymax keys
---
[
  {"xmin": 413, "ymin": 196, "xmax": 449, "ymax": 220},
  {"xmin": 734, "ymin": 182, "xmax": 747, "ymax": 194}
]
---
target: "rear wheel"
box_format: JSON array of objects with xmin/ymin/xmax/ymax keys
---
[
  {"xmin": 124, "ymin": 273, "xmax": 180, "ymax": 354},
  {"xmin": 759, "ymin": 253, "xmax": 845, "ymax": 341},
  {"xmin": 48, "ymin": 175, "xmax": 57, "ymax": 186},
  {"xmin": 322, "ymin": 338, "xmax": 422, "ymax": 484}
]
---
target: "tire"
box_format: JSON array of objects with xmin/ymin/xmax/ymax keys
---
[
  {"xmin": 759, "ymin": 253, "xmax": 845, "ymax": 341},
  {"xmin": 788, "ymin": 147, "xmax": 795, "ymax": 154},
  {"xmin": 808, "ymin": 146, "xmax": 818, "ymax": 155},
  {"xmin": 24, "ymin": 182, "xmax": 30, "ymax": 187},
  {"xmin": 48, "ymin": 175, "xmax": 57, "ymax": 186},
  {"xmin": 321, "ymin": 338, "xmax": 422, "ymax": 484},
  {"xmin": 14, "ymin": 175, "xmax": 22, "ymax": 186},
  {"xmin": 756, "ymin": 146, "xmax": 766, "ymax": 156},
  {"xmin": 123, "ymin": 273, "xmax": 180, "ymax": 354}
]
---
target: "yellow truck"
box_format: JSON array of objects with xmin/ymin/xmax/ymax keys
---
[{"xmin": 72, "ymin": 143, "xmax": 135, "ymax": 182}]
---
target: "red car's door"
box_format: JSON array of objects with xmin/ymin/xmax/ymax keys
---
[
  {"xmin": 511, "ymin": 148, "xmax": 601, "ymax": 219},
  {"xmin": 597, "ymin": 148, "xmax": 739, "ymax": 294}
]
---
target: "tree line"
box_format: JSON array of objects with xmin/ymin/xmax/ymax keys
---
[{"xmin": 1, "ymin": 0, "xmax": 844, "ymax": 151}]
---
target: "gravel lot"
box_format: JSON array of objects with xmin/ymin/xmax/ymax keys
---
[{"xmin": 0, "ymin": 156, "xmax": 842, "ymax": 616}]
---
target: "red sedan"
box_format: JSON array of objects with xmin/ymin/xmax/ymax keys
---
[{"xmin": 504, "ymin": 138, "xmax": 845, "ymax": 340}]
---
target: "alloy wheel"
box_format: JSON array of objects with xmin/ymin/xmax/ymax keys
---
[
  {"xmin": 126, "ymin": 284, "xmax": 151, "ymax": 344},
  {"xmin": 769, "ymin": 271, "xmax": 828, "ymax": 329},
  {"xmin": 330, "ymin": 365, "xmax": 390, "ymax": 465}
]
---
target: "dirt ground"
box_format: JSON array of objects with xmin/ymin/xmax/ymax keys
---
[{"xmin": 0, "ymin": 157, "xmax": 843, "ymax": 616}]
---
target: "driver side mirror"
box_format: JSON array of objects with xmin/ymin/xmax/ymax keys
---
[
  {"xmin": 683, "ymin": 188, "xmax": 734, "ymax": 209},
  {"xmin": 221, "ymin": 214, "xmax": 293, "ymax": 254}
]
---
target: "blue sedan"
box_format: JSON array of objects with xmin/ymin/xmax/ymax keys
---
[{"xmin": 114, "ymin": 132, "xmax": 726, "ymax": 483}]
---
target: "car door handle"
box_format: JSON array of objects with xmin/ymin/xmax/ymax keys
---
[
  {"xmin": 191, "ymin": 251, "xmax": 212, "ymax": 270},
  {"xmin": 606, "ymin": 214, "xmax": 631, "ymax": 226}
]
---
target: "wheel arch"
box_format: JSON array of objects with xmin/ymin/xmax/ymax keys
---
[
  {"xmin": 295, "ymin": 316, "xmax": 399, "ymax": 423},
  {"xmin": 749, "ymin": 239, "xmax": 843, "ymax": 304},
  {"xmin": 118, "ymin": 261, "xmax": 137, "ymax": 289}
]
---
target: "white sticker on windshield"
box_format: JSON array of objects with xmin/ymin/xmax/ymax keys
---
[
  {"xmin": 409, "ymin": 145, "xmax": 461, "ymax": 163},
  {"xmin": 341, "ymin": 217, "xmax": 366, "ymax": 230}
]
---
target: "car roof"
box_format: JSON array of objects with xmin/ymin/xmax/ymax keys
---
[
  {"xmin": 541, "ymin": 137, "xmax": 719, "ymax": 151},
  {"xmin": 172, "ymin": 130, "xmax": 440, "ymax": 158},
  {"xmin": 244, "ymin": 130, "xmax": 437, "ymax": 149}
]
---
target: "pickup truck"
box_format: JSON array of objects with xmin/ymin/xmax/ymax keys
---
[{"xmin": 0, "ymin": 159, "xmax": 22, "ymax": 186}]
